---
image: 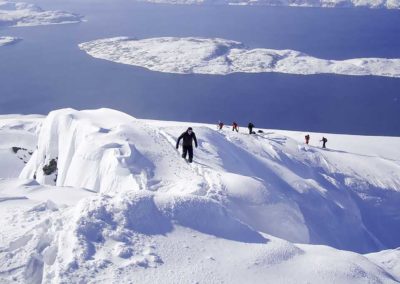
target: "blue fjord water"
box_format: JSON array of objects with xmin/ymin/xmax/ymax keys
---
[{"xmin": 0, "ymin": 0, "xmax": 400, "ymax": 135}]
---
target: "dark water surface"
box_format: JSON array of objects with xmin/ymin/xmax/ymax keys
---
[{"xmin": 1, "ymin": 0, "xmax": 400, "ymax": 135}]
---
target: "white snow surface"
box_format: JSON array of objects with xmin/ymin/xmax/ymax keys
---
[
  {"xmin": 0, "ymin": 36, "xmax": 19, "ymax": 46},
  {"xmin": 0, "ymin": 1, "xmax": 83, "ymax": 27},
  {"xmin": 367, "ymin": 248, "xmax": 400, "ymax": 278},
  {"xmin": 0, "ymin": 114, "xmax": 42, "ymax": 177},
  {"xmin": 139, "ymin": 0, "xmax": 400, "ymax": 9},
  {"xmin": 79, "ymin": 37, "xmax": 400, "ymax": 78},
  {"xmin": 1, "ymin": 108, "xmax": 400, "ymax": 283}
]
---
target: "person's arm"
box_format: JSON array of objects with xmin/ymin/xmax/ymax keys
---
[
  {"xmin": 176, "ymin": 133, "xmax": 183, "ymax": 148},
  {"xmin": 193, "ymin": 133, "xmax": 198, "ymax": 148}
]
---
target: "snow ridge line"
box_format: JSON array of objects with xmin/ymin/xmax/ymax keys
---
[
  {"xmin": 2, "ymin": 109, "xmax": 400, "ymax": 282},
  {"xmin": 14, "ymin": 109, "xmax": 400, "ymax": 252}
]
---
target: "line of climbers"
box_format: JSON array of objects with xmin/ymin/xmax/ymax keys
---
[
  {"xmin": 176, "ymin": 123, "xmax": 329, "ymax": 164},
  {"xmin": 218, "ymin": 121, "xmax": 255, "ymax": 134},
  {"xmin": 305, "ymin": 134, "xmax": 328, "ymax": 148}
]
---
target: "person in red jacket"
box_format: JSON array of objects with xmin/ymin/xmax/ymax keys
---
[
  {"xmin": 232, "ymin": 122, "xmax": 239, "ymax": 132},
  {"xmin": 176, "ymin": 127, "xmax": 198, "ymax": 163}
]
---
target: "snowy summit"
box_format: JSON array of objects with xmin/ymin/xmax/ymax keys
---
[
  {"xmin": 79, "ymin": 37, "xmax": 400, "ymax": 78},
  {"xmin": 1, "ymin": 108, "xmax": 400, "ymax": 283}
]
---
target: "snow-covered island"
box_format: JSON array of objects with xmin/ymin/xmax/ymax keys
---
[
  {"xmin": 0, "ymin": 35, "xmax": 19, "ymax": 46},
  {"xmin": 0, "ymin": 1, "xmax": 83, "ymax": 27},
  {"xmin": 139, "ymin": 0, "xmax": 400, "ymax": 9},
  {"xmin": 79, "ymin": 37, "xmax": 400, "ymax": 78},
  {"xmin": 1, "ymin": 108, "xmax": 400, "ymax": 283}
]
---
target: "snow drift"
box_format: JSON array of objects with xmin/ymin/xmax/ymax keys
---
[
  {"xmin": 1, "ymin": 108, "xmax": 400, "ymax": 283},
  {"xmin": 20, "ymin": 109, "xmax": 206, "ymax": 195},
  {"xmin": 79, "ymin": 37, "xmax": 400, "ymax": 78},
  {"xmin": 18, "ymin": 108, "xmax": 400, "ymax": 251},
  {"xmin": 0, "ymin": 114, "xmax": 42, "ymax": 177}
]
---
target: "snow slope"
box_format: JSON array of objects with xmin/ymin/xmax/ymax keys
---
[
  {"xmin": 367, "ymin": 248, "xmax": 400, "ymax": 278},
  {"xmin": 0, "ymin": 36, "xmax": 19, "ymax": 46},
  {"xmin": 1, "ymin": 108, "xmax": 400, "ymax": 283},
  {"xmin": 0, "ymin": 1, "xmax": 83, "ymax": 27},
  {"xmin": 138, "ymin": 0, "xmax": 400, "ymax": 9},
  {"xmin": 0, "ymin": 114, "xmax": 42, "ymax": 178},
  {"xmin": 79, "ymin": 37, "xmax": 400, "ymax": 78}
]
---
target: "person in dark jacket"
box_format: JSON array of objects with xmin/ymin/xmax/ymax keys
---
[
  {"xmin": 218, "ymin": 121, "xmax": 224, "ymax": 130},
  {"xmin": 176, "ymin": 127, "xmax": 198, "ymax": 163},
  {"xmin": 320, "ymin": 137, "xmax": 328, "ymax": 148},
  {"xmin": 305, "ymin": 134, "xmax": 310, "ymax": 145},
  {"xmin": 248, "ymin": 122, "xmax": 255, "ymax": 134}
]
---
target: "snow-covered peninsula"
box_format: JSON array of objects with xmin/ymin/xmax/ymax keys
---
[
  {"xmin": 1, "ymin": 108, "xmax": 400, "ymax": 283},
  {"xmin": 0, "ymin": 35, "xmax": 19, "ymax": 46},
  {"xmin": 0, "ymin": 1, "xmax": 83, "ymax": 27},
  {"xmin": 139, "ymin": 0, "xmax": 400, "ymax": 9},
  {"xmin": 79, "ymin": 37, "xmax": 400, "ymax": 78}
]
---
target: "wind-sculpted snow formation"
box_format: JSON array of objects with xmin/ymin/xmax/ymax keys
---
[
  {"xmin": 0, "ymin": 114, "xmax": 42, "ymax": 176},
  {"xmin": 0, "ymin": 36, "xmax": 19, "ymax": 46},
  {"xmin": 79, "ymin": 37, "xmax": 400, "ymax": 78},
  {"xmin": 0, "ymin": 1, "xmax": 83, "ymax": 27},
  {"xmin": 1, "ymin": 109, "xmax": 400, "ymax": 283},
  {"xmin": 139, "ymin": 0, "xmax": 400, "ymax": 9}
]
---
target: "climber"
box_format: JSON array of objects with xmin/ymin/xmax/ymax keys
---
[
  {"xmin": 218, "ymin": 121, "xmax": 224, "ymax": 130},
  {"xmin": 176, "ymin": 127, "xmax": 198, "ymax": 163},
  {"xmin": 248, "ymin": 122, "xmax": 255, "ymax": 134},
  {"xmin": 321, "ymin": 137, "xmax": 328, "ymax": 148},
  {"xmin": 232, "ymin": 122, "xmax": 239, "ymax": 132}
]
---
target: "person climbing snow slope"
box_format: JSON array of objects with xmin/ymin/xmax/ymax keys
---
[
  {"xmin": 176, "ymin": 127, "xmax": 198, "ymax": 163},
  {"xmin": 218, "ymin": 121, "xmax": 224, "ymax": 130},
  {"xmin": 232, "ymin": 122, "xmax": 239, "ymax": 132},
  {"xmin": 321, "ymin": 137, "xmax": 328, "ymax": 148},
  {"xmin": 248, "ymin": 122, "xmax": 255, "ymax": 134},
  {"xmin": 305, "ymin": 134, "xmax": 310, "ymax": 144}
]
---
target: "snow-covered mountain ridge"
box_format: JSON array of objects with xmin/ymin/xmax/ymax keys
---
[{"xmin": 1, "ymin": 108, "xmax": 400, "ymax": 283}]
